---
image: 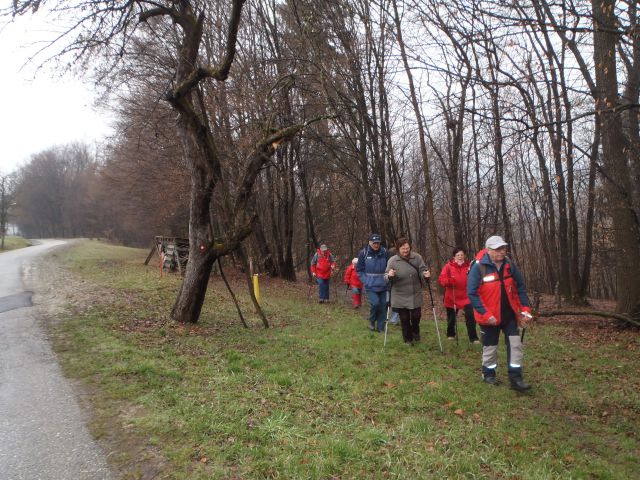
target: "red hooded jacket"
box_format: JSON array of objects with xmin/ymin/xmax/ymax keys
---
[
  {"xmin": 344, "ymin": 264, "xmax": 363, "ymax": 289},
  {"xmin": 438, "ymin": 259, "xmax": 471, "ymax": 309},
  {"xmin": 311, "ymin": 249, "xmax": 336, "ymax": 279}
]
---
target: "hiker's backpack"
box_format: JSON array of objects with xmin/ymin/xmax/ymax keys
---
[{"xmin": 467, "ymin": 248, "xmax": 487, "ymax": 276}]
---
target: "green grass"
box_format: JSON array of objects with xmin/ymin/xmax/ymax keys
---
[
  {"xmin": 49, "ymin": 240, "xmax": 640, "ymax": 479},
  {"xmin": 0, "ymin": 235, "xmax": 31, "ymax": 251}
]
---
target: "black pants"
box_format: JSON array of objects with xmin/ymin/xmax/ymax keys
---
[
  {"xmin": 398, "ymin": 307, "xmax": 421, "ymax": 343},
  {"xmin": 446, "ymin": 304, "xmax": 479, "ymax": 341}
]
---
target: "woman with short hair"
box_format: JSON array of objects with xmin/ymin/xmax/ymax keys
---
[
  {"xmin": 438, "ymin": 247, "xmax": 480, "ymax": 343},
  {"xmin": 385, "ymin": 238, "xmax": 431, "ymax": 345}
]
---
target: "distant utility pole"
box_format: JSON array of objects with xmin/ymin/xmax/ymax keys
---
[{"xmin": 0, "ymin": 174, "xmax": 16, "ymax": 250}]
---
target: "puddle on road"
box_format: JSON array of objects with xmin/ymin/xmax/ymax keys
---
[{"xmin": 0, "ymin": 292, "xmax": 34, "ymax": 313}]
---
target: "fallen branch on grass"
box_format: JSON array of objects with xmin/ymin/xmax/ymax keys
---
[{"xmin": 536, "ymin": 310, "xmax": 640, "ymax": 328}]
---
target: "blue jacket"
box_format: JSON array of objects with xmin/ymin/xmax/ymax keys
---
[{"xmin": 356, "ymin": 245, "xmax": 389, "ymax": 292}]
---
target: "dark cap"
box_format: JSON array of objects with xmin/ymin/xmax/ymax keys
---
[{"xmin": 369, "ymin": 234, "xmax": 381, "ymax": 243}]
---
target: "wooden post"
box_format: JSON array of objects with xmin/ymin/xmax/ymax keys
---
[{"xmin": 252, "ymin": 274, "xmax": 260, "ymax": 305}]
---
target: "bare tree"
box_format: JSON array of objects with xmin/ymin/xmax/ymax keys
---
[
  {"xmin": 0, "ymin": 173, "xmax": 17, "ymax": 249},
  {"xmin": 9, "ymin": 1, "xmax": 316, "ymax": 324}
]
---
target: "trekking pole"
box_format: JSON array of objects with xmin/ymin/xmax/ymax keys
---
[
  {"xmin": 520, "ymin": 311, "xmax": 532, "ymax": 342},
  {"xmin": 383, "ymin": 285, "xmax": 392, "ymax": 349},
  {"xmin": 307, "ymin": 277, "xmax": 314, "ymax": 302},
  {"xmin": 426, "ymin": 279, "xmax": 443, "ymax": 353},
  {"xmin": 452, "ymin": 284, "xmax": 459, "ymax": 346}
]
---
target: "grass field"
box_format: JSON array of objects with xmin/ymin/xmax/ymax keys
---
[
  {"xmin": 0, "ymin": 235, "xmax": 31, "ymax": 251},
  {"xmin": 47, "ymin": 241, "xmax": 639, "ymax": 479}
]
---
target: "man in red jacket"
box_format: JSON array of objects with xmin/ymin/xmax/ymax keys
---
[
  {"xmin": 311, "ymin": 244, "xmax": 337, "ymax": 303},
  {"xmin": 467, "ymin": 236, "xmax": 533, "ymax": 392}
]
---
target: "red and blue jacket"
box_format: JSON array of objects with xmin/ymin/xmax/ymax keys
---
[
  {"xmin": 311, "ymin": 249, "xmax": 336, "ymax": 279},
  {"xmin": 467, "ymin": 251, "xmax": 531, "ymax": 325}
]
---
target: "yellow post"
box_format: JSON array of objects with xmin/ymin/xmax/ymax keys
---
[{"xmin": 252, "ymin": 274, "xmax": 261, "ymax": 305}]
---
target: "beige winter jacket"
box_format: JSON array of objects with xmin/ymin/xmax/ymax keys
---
[{"xmin": 385, "ymin": 252, "xmax": 428, "ymax": 309}]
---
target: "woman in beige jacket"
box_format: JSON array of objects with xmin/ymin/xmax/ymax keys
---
[{"xmin": 385, "ymin": 237, "xmax": 431, "ymax": 345}]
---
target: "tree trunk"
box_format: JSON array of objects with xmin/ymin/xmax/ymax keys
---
[
  {"xmin": 592, "ymin": 0, "xmax": 640, "ymax": 316},
  {"xmin": 250, "ymin": 195, "xmax": 277, "ymax": 276},
  {"xmin": 579, "ymin": 120, "xmax": 600, "ymax": 298},
  {"xmin": 488, "ymin": 81, "xmax": 514, "ymax": 253},
  {"xmin": 391, "ymin": 0, "xmax": 441, "ymax": 266},
  {"xmin": 297, "ymin": 157, "xmax": 318, "ymax": 249},
  {"xmin": 281, "ymin": 144, "xmax": 297, "ymax": 281},
  {"xmin": 171, "ymin": 161, "xmax": 216, "ymax": 323}
]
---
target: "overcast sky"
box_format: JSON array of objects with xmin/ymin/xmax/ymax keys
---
[{"xmin": 0, "ymin": 11, "xmax": 113, "ymax": 175}]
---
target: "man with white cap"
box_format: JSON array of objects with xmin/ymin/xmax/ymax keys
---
[{"xmin": 467, "ymin": 235, "xmax": 533, "ymax": 391}]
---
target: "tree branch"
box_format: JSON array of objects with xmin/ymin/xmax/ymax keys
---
[
  {"xmin": 168, "ymin": 0, "xmax": 245, "ymax": 99},
  {"xmin": 233, "ymin": 116, "xmax": 333, "ymax": 218},
  {"xmin": 139, "ymin": 6, "xmax": 176, "ymax": 24},
  {"xmin": 537, "ymin": 309, "xmax": 640, "ymax": 327},
  {"xmin": 210, "ymin": 0, "xmax": 245, "ymax": 81}
]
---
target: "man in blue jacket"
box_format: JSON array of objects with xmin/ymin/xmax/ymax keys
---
[{"xmin": 356, "ymin": 234, "xmax": 390, "ymax": 332}]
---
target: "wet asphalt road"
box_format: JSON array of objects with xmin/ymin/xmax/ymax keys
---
[{"xmin": 0, "ymin": 240, "xmax": 114, "ymax": 480}]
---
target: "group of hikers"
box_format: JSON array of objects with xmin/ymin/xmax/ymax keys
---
[{"xmin": 310, "ymin": 234, "xmax": 533, "ymax": 392}]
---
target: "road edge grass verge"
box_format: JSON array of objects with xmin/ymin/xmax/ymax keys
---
[{"xmin": 0, "ymin": 235, "xmax": 31, "ymax": 251}]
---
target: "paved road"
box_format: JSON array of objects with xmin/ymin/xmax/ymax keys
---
[{"xmin": 0, "ymin": 240, "xmax": 114, "ymax": 480}]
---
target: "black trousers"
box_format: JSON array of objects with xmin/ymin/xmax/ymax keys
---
[
  {"xmin": 398, "ymin": 307, "xmax": 421, "ymax": 343},
  {"xmin": 446, "ymin": 304, "xmax": 479, "ymax": 341}
]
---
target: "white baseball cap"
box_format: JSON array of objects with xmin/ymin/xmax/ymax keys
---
[{"xmin": 485, "ymin": 235, "xmax": 508, "ymax": 249}]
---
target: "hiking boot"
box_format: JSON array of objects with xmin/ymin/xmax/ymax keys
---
[
  {"xmin": 368, "ymin": 322, "xmax": 375, "ymax": 331},
  {"xmin": 510, "ymin": 376, "xmax": 531, "ymax": 392},
  {"xmin": 483, "ymin": 375, "xmax": 500, "ymax": 386},
  {"xmin": 414, "ymin": 334, "xmax": 421, "ymax": 342},
  {"xmin": 471, "ymin": 339, "xmax": 481, "ymax": 345},
  {"xmin": 447, "ymin": 336, "xmax": 456, "ymax": 341},
  {"xmin": 405, "ymin": 340, "xmax": 414, "ymax": 346}
]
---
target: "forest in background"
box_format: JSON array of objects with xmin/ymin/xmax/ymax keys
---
[{"xmin": 3, "ymin": 0, "xmax": 639, "ymax": 320}]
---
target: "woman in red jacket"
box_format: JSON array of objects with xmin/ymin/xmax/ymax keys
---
[
  {"xmin": 343, "ymin": 258, "xmax": 363, "ymax": 308},
  {"xmin": 438, "ymin": 247, "xmax": 480, "ymax": 343}
]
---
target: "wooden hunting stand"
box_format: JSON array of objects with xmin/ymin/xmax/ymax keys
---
[{"xmin": 144, "ymin": 236, "xmax": 190, "ymax": 274}]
